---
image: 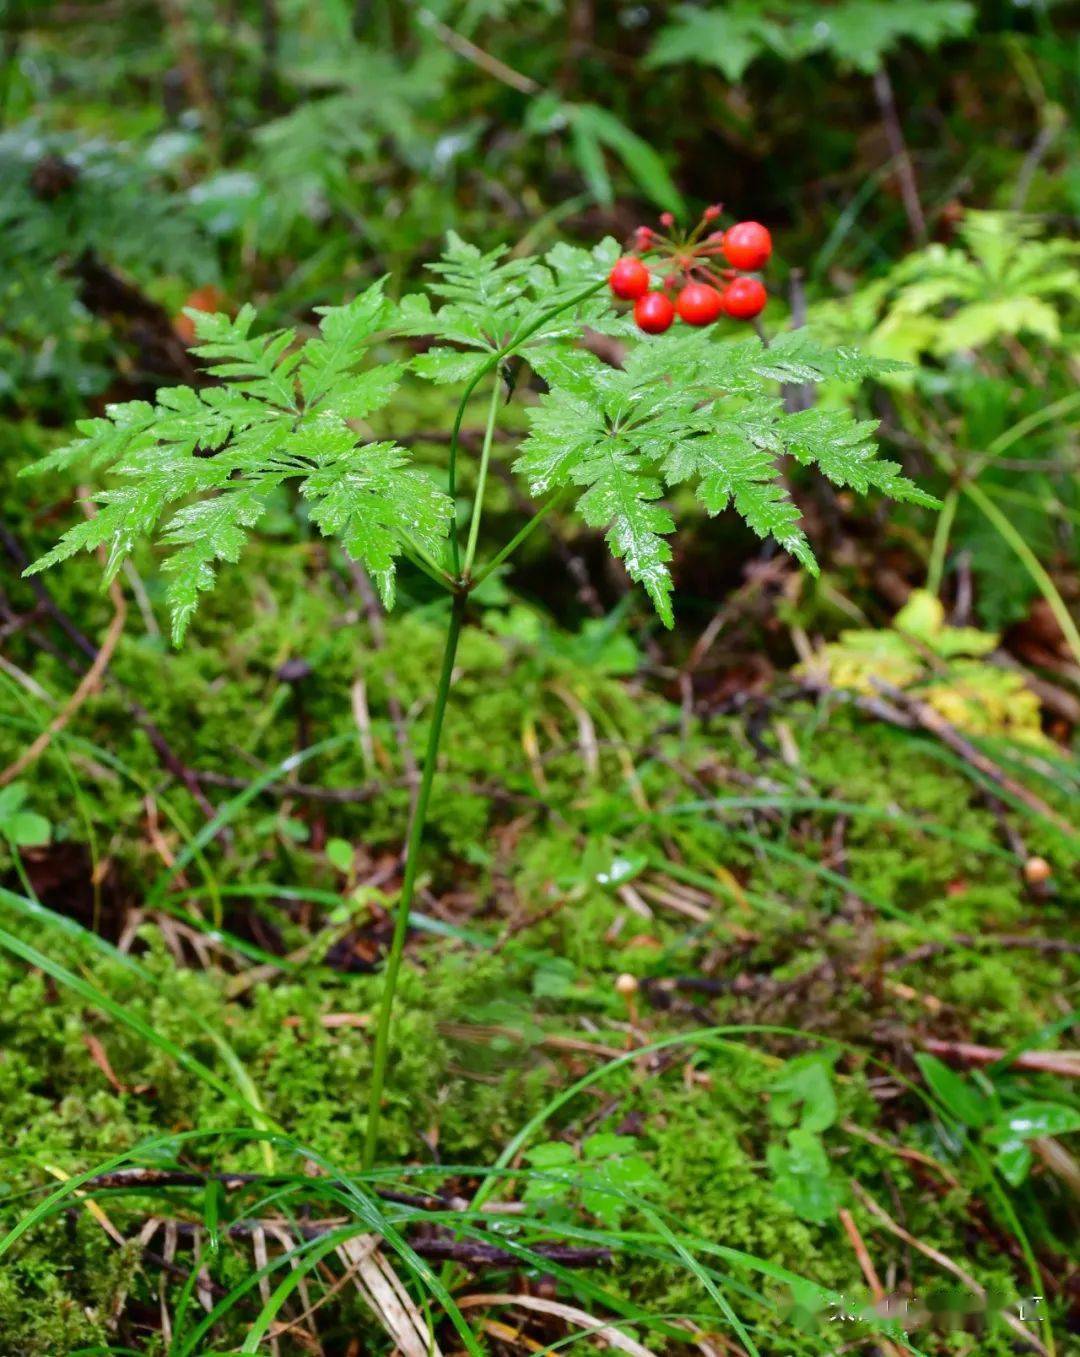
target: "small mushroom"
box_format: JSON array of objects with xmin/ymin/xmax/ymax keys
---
[{"xmin": 1023, "ymin": 856, "xmax": 1052, "ymax": 886}]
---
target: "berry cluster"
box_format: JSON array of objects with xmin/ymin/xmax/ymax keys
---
[{"xmin": 609, "ymin": 207, "xmax": 772, "ymax": 336}]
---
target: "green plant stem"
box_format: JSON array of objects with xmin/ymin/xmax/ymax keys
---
[
  {"xmin": 962, "ymin": 478, "xmax": 1080, "ymax": 669},
  {"xmin": 365, "ymin": 280, "xmax": 606, "ymax": 1167},
  {"xmin": 925, "ymin": 486, "xmax": 958, "ymax": 596},
  {"xmin": 362, "ymin": 590, "xmax": 468, "ymax": 1170},
  {"xmin": 445, "ymin": 279, "xmax": 606, "ymax": 573},
  {"xmin": 470, "ymin": 490, "xmax": 566, "ymax": 588},
  {"xmin": 462, "ymin": 380, "xmax": 501, "ymax": 578},
  {"xmin": 400, "ymin": 539, "xmax": 456, "ymax": 591}
]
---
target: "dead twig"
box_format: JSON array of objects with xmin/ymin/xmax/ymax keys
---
[
  {"xmin": 837, "ymin": 1207, "xmax": 906, "ymax": 1357},
  {"xmin": 129, "ymin": 1216, "xmax": 610, "ymax": 1268},
  {"xmin": 870, "ymin": 681, "xmax": 1073, "ymax": 834},
  {"xmin": 872, "ymin": 65, "xmax": 927, "ymax": 243},
  {"xmin": 415, "ymin": 7, "xmax": 540, "ymax": 94},
  {"xmin": 921, "ymin": 1037, "xmax": 1080, "ymax": 1079},
  {"xmin": 0, "ymin": 527, "xmax": 219, "ymax": 820},
  {"xmin": 456, "ymin": 1293, "xmax": 656, "ymax": 1357},
  {"xmin": 0, "ymin": 576, "xmax": 126, "ymax": 787},
  {"xmin": 840, "ymin": 1120, "xmax": 960, "ymax": 1190},
  {"xmin": 1012, "ymin": 108, "xmax": 1065, "ymax": 212},
  {"xmin": 158, "ymin": 0, "xmax": 221, "ymax": 149}
]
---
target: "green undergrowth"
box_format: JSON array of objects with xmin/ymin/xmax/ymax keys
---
[
  {"xmin": 0, "ymin": 488, "xmax": 1077, "ymax": 1352},
  {"xmin": 0, "ymin": 925, "xmax": 1072, "ymax": 1355}
]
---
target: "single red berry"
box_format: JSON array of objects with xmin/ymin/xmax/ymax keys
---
[
  {"xmin": 609, "ymin": 256, "xmax": 651, "ymax": 300},
  {"xmin": 703, "ymin": 204, "xmax": 722, "ymax": 221},
  {"xmin": 659, "ymin": 211, "xmax": 675, "ymax": 229},
  {"xmin": 722, "ymin": 221, "xmax": 772, "ymax": 271},
  {"xmin": 634, "ymin": 291, "xmax": 676, "ymax": 334},
  {"xmin": 675, "ymin": 282, "xmax": 723, "ymax": 326},
  {"xmin": 722, "ymin": 276, "xmax": 768, "ymax": 320}
]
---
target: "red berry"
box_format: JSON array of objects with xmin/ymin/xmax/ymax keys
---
[
  {"xmin": 722, "ymin": 276, "xmax": 767, "ymax": 320},
  {"xmin": 634, "ymin": 291, "xmax": 676, "ymax": 334},
  {"xmin": 659, "ymin": 211, "xmax": 675, "ymax": 229},
  {"xmin": 703, "ymin": 204, "xmax": 722, "ymax": 221},
  {"xmin": 675, "ymin": 282, "xmax": 723, "ymax": 326},
  {"xmin": 609, "ymin": 256, "xmax": 651, "ymax": 300},
  {"xmin": 722, "ymin": 221, "xmax": 772, "ymax": 271}
]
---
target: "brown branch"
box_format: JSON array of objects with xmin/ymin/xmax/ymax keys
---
[
  {"xmin": 158, "ymin": 0, "xmax": 221, "ymax": 149},
  {"xmin": 84, "ymin": 1168, "xmax": 452, "ymax": 1211},
  {"xmin": 0, "ymin": 571, "xmax": 126, "ymax": 787},
  {"xmin": 73, "ymin": 252, "xmax": 199, "ymax": 385},
  {"xmin": 869, "ymin": 681, "xmax": 1073, "ymax": 834},
  {"xmin": 131, "ymin": 1215, "xmax": 609, "ymax": 1268},
  {"xmin": 0, "ymin": 527, "xmax": 220, "ymax": 822},
  {"xmin": 838, "ymin": 1207, "xmax": 906, "ymax": 1357},
  {"xmin": 872, "ymin": 66, "xmax": 927, "ymax": 243},
  {"xmin": 347, "ymin": 559, "xmax": 418, "ymax": 792},
  {"xmin": 920, "ymin": 1038, "xmax": 1080, "ymax": 1079},
  {"xmin": 1012, "ymin": 108, "xmax": 1065, "ymax": 213},
  {"xmin": 415, "ymin": 7, "xmax": 540, "ymax": 95}
]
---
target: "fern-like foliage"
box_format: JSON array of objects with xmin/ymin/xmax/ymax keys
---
[
  {"xmin": 0, "ymin": 123, "xmax": 210, "ymax": 280},
  {"xmin": 26, "ymin": 235, "xmax": 931, "ymax": 639},
  {"xmin": 24, "ymin": 285, "xmax": 452, "ymax": 643},
  {"xmin": 399, "ymin": 231, "xmax": 623, "ymax": 386},
  {"xmin": 517, "ymin": 328, "xmax": 933, "ymax": 627},
  {"xmin": 648, "ymin": 0, "xmax": 973, "ymax": 79},
  {"xmin": 813, "ymin": 211, "xmax": 1080, "ymax": 365},
  {"xmin": 0, "ymin": 122, "xmax": 214, "ymax": 411},
  {"xmin": 252, "ymin": 44, "xmax": 450, "ymax": 246}
]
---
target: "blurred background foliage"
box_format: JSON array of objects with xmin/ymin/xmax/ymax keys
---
[{"xmin": 2, "ymin": 0, "xmax": 1077, "ymax": 643}]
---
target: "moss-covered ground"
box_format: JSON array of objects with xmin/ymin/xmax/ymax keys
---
[{"xmin": 0, "ymin": 450, "xmax": 1077, "ymax": 1355}]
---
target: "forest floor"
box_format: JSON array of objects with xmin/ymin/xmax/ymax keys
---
[{"xmin": 0, "ymin": 502, "xmax": 1077, "ymax": 1356}]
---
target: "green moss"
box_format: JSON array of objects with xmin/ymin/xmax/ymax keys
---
[{"xmin": 0, "ymin": 550, "xmax": 1075, "ymax": 1352}]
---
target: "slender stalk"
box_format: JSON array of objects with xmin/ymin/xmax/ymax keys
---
[
  {"xmin": 925, "ymin": 486, "xmax": 958, "ymax": 597},
  {"xmin": 362, "ymin": 590, "xmax": 468, "ymax": 1170},
  {"xmin": 872, "ymin": 64, "xmax": 926, "ymax": 243},
  {"xmin": 470, "ymin": 490, "xmax": 567, "ymax": 588},
  {"xmin": 462, "ymin": 380, "xmax": 501, "ymax": 577},
  {"xmin": 365, "ymin": 281, "xmax": 607, "ymax": 1167},
  {"xmin": 399, "ymin": 539, "xmax": 457, "ymax": 591},
  {"xmin": 445, "ymin": 280, "xmax": 606, "ymax": 572},
  {"xmin": 962, "ymin": 479, "xmax": 1080, "ymax": 669}
]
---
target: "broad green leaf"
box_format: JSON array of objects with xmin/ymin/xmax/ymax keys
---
[
  {"xmin": 0, "ymin": 784, "xmax": 51, "ymax": 848},
  {"xmin": 767, "ymin": 1128, "xmax": 844, "ymax": 1224},
  {"xmin": 987, "ymin": 1101, "xmax": 1080, "ymax": 1143},
  {"xmin": 567, "ymin": 104, "xmax": 684, "ymax": 214},
  {"xmin": 325, "ymin": 838, "xmax": 354, "ymax": 873},
  {"xmin": 769, "ymin": 1055, "xmax": 838, "ymax": 1134},
  {"xmin": 993, "ymin": 1139, "xmax": 1033, "ymax": 1186},
  {"xmin": 915, "ymin": 1053, "xmax": 992, "ymax": 1128}
]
